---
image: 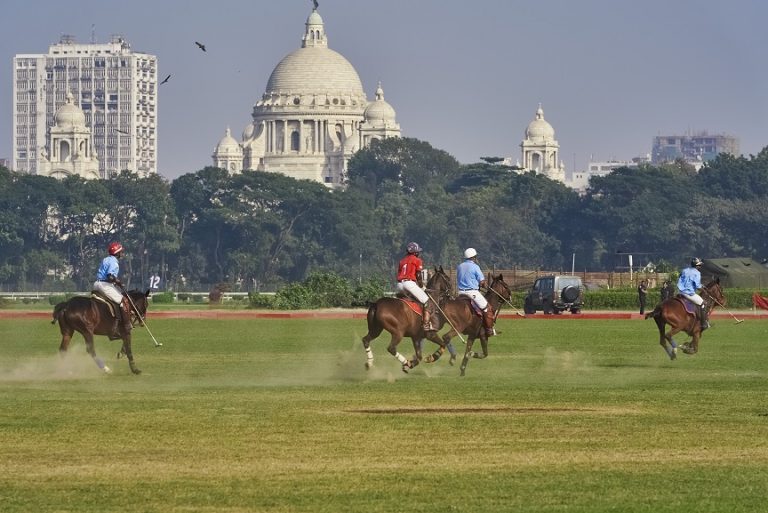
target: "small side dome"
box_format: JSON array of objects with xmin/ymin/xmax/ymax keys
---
[
  {"xmin": 55, "ymin": 93, "xmax": 86, "ymax": 129},
  {"xmin": 364, "ymin": 83, "xmax": 396, "ymax": 124},
  {"xmin": 525, "ymin": 104, "xmax": 555, "ymax": 141},
  {"xmin": 242, "ymin": 123, "xmax": 255, "ymax": 141},
  {"xmin": 307, "ymin": 10, "xmax": 323, "ymax": 26},
  {"xmin": 215, "ymin": 127, "xmax": 243, "ymax": 155}
]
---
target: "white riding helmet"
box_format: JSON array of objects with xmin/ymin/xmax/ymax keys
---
[
  {"xmin": 407, "ymin": 242, "xmax": 422, "ymax": 254},
  {"xmin": 463, "ymin": 247, "xmax": 477, "ymax": 259}
]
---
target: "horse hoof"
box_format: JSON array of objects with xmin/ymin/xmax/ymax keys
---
[
  {"xmin": 103, "ymin": 365, "xmax": 112, "ymax": 374},
  {"xmin": 365, "ymin": 361, "xmax": 373, "ymax": 370},
  {"xmin": 131, "ymin": 367, "xmax": 142, "ymax": 375},
  {"xmin": 449, "ymin": 355, "xmax": 456, "ymax": 366},
  {"xmin": 424, "ymin": 355, "xmax": 434, "ymax": 364}
]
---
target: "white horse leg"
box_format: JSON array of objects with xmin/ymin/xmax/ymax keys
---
[{"xmin": 365, "ymin": 346, "xmax": 374, "ymax": 369}]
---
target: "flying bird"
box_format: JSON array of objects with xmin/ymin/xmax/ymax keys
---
[
  {"xmin": 115, "ymin": 129, "xmax": 129, "ymax": 135},
  {"xmin": 195, "ymin": 41, "xmax": 206, "ymax": 52},
  {"xmin": 160, "ymin": 74, "xmax": 171, "ymax": 85},
  {"xmin": 313, "ymin": 0, "xmax": 319, "ymax": 9}
]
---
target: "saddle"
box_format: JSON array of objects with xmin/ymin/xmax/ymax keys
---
[
  {"xmin": 91, "ymin": 291, "xmax": 123, "ymax": 340},
  {"xmin": 673, "ymin": 295, "xmax": 698, "ymax": 316},
  {"xmin": 91, "ymin": 291, "xmax": 118, "ymax": 318},
  {"xmin": 395, "ymin": 295, "xmax": 423, "ymax": 316},
  {"xmin": 457, "ymin": 296, "xmax": 483, "ymax": 317}
]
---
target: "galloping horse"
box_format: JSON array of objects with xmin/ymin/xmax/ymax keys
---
[
  {"xmin": 645, "ymin": 279, "xmax": 724, "ymax": 359},
  {"xmin": 434, "ymin": 274, "xmax": 512, "ymax": 376},
  {"xmin": 52, "ymin": 289, "xmax": 150, "ymax": 374},
  {"xmin": 362, "ymin": 267, "xmax": 453, "ymax": 373}
]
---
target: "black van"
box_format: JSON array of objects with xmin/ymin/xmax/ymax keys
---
[{"xmin": 523, "ymin": 275, "xmax": 584, "ymax": 314}]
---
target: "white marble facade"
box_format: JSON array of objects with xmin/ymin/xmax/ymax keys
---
[{"xmin": 213, "ymin": 6, "xmax": 400, "ymax": 188}]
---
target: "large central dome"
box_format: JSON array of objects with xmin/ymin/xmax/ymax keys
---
[
  {"xmin": 263, "ymin": 9, "xmax": 364, "ymax": 96},
  {"xmin": 266, "ymin": 46, "xmax": 364, "ymax": 95}
]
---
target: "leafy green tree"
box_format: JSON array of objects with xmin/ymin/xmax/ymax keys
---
[
  {"xmin": 347, "ymin": 137, "xmax": 460, "ymax": 195},
  {"xmin": 696, "ymin": 149, "xmax": 768, "ymax": 200}
]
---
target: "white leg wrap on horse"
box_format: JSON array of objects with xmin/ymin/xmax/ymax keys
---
[
  {"xmin": 365, "ymin": 347, "xmax": 373, "ymax": 361},
  {"xmin": 395, "ymin": 352, "xmax": 408, "ymax": 365}
]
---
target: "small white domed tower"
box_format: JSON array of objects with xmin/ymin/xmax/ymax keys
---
[
  {"xmin": 359, "ymin": 82, "xmax": 401, "ymax": 147},
  {"xmin": 521, "ymin": 104, "xmax": 565, "ymax": 183},
  {"xmin": 39, "ymin": 92, "xmax": 100, "ymax": 179},
  {"xmin": 212, "ymin": 127, "xmax": 244, "ymax": 174}
]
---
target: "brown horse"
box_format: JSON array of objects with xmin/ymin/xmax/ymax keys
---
[
  {"xmin": 432, "ymin": 274, "xmax": 512, "ymax": 376},
  {"xmin": 52, "ymin": 289, "xmax": 150, "ymax": 374},
  {"xmin": 362, "ymin": 267, "xmax": 453, "ymax": 373},
  {"xmin": 645, "ymin": 279, "xmax": 724, "ymax": 359}
]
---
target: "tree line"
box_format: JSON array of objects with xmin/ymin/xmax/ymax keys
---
[{"xmin": 1, "ymin": 137, "xmax": 767, "ymax": 292}]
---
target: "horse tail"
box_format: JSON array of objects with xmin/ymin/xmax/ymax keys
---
[
  {"xmin": 51, "ymin": 302, "xmax": 67, "ymax": 325},
  {"xmin": 366, "ymin": 300, "xmax": 378, "ymax": 324},
  {"xmin": 644, "ymin": 304, "xmax": 661, "ymax": 320}
]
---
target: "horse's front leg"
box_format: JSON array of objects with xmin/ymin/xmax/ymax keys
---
[
  {"xmin": 662, "ymin": 325, "xmax": 683, "ymax": 359},
  {"xmin": 688, "ymin": 331, "xmax": 700, "ymax": 355},
  {"xmin": 423, "ymin": 330, "xmax": 446, "ymax": 364},
  {"xmin": 84, "ymin": 332, "xmax": 111, "ymax": 374},
  {"xmin": 121, "ymin": 333, "xmax": 141, "ymax": 374},
  {"xmin": 460, "ymin": 336, "xmax": 476, "ymax": 377},
  {"xmin": 411, "ymin": 337, "xmax": 423, "ymax": 364},
  {"xmin": 473, "ymin": 331, "xmax": 489, "ymax": 359}
]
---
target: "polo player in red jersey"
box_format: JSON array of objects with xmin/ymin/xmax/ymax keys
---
[{"xmin": 395, "ymin": 242, "xmax": 435, "ymax": 332}]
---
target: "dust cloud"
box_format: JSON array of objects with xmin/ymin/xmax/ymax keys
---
[{"xmin": 0, "ymin": 344, "xmax": 104, "ymax": 382}]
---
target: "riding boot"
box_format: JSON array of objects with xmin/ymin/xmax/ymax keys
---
[
  {"xmin": 699, "ymin": 304, "xmax": 710, "ymax": 331},
  {"xmin": 120, "ymin": 297, "xmax": 133, "ymax": 335},
  {"xmin": 482, "ymin": 304, "xmax": 495, "ymax": 337},
  {"xmin": 109, "ymin": 302, "xmax": 121, "ymax": 340},
  {"xmin": 422, "ymin": 301, "xmax": 435, "ymax": 332}
]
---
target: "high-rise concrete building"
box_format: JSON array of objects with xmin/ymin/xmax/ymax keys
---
[
  {"xmin": 13, "ymin": 35, "xmax": 158, "ymax": 178},
  {"xmin": 651, "ymin": 132, "xmax": 739, "ymax": 167}
]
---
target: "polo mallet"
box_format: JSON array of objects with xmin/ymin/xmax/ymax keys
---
[
  {"xmin": 709, "ymin": 295, "xmax": 744, "ymax": 324},
  {"xmin": 487, "ymin": 286, "xmax": 526, "ymax": 317},
  {"xmin": 122, "ymin": 287, "xmax": 163, "ymax": 347},
  {"xmin": 426, "ymin": 291, "xmax": 467, "ymax": 346}
]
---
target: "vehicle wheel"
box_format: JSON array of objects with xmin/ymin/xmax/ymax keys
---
[
  {"xmin": 562, "ymin": 285, "xmax": 579, "ymax": 303},
  {"xmin": 523, "ymin": 299, "xmax": 535, "ymax": 315}
]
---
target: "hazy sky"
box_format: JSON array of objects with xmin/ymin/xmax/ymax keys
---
[{"xmin": 3, "ymin": 0, "xmax": 767, "ymax": 180}]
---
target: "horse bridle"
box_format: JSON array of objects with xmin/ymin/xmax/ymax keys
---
[{"xmin": 699, "ymin": 285, "xmax": 723, "ymax": 310}]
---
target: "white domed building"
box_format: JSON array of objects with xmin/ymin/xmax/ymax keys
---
[
  {"xmin": 38, "ymin": 92, "xmax": 100, "ymax": 180},
  {"xmin": 360, "ymin": 82, "xmax": 401, "ymax": 146},
  {"xmin": 212, "ymin": 127, "xmax": 244, "ymax": 174},
  {"xmin": 520, "ymin": 104, "xmax": 565, "ymax": 183},
  {"xmin": 217, "ymin": 6, "xmax": 401, "ymax": 188}
]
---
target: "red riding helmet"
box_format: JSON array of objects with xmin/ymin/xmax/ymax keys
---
[{"xmin": 108, "ymin": 242, "xmax": 124, "ymax": 256}]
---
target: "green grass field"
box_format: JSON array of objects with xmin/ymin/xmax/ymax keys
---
[{"xmin": 1, "ymin": 316, "xmax": 767, "ymax": 513}]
